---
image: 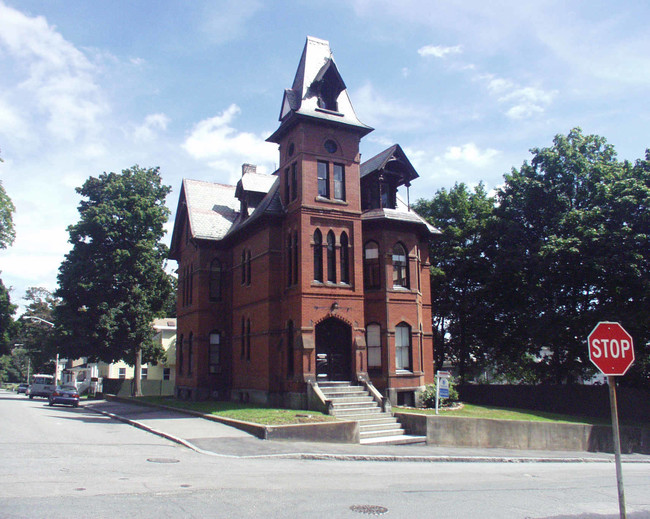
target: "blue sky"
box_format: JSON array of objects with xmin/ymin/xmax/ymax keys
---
[{"xmin": 1, "ymin": 0, "xmax": 649, "ymax": 312}]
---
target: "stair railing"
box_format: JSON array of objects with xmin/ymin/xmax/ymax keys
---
[
  {"xmin": 357, "ymin": 375, "xmax": 391, "ymax": 414},
  {"xmin": 308, "ymin": 380, "xmax": 334, "ymax": 414}
]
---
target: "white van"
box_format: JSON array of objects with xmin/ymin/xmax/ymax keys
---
[{"xmin": 29, "ymin": 374, "xmax": 54, "ymax": 399}]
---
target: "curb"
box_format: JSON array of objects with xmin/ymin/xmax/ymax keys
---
[{"xmin": 84, "ymin": 404, "xmax": 650, "ymax": 464}]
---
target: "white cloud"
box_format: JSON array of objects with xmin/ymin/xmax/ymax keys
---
[
  {"xmin": 476, "ymin": 72, "xmax": 556, "ymax": 120},
  {"xmin": 133, "ymin": 113, "xmax": 171, "ymax": 141},
  {"xmin": 417, "ymin": 44, "xmax": 463, "ymax": 59},
  {"xmin": 353, "ymin": 82, "xmax": 432, "ymax": 131},
  {"xmin": 200, "ymin": 0, "xmax": 264, "ymax": 44},
  {"xmin": 0, "ymin": 2, "xmax": 108, "ymax": 142},
  {"xmin": 182, "ymin": 104, "xmax": 277, "ymax": 179},
  {"xmin": 442, "ymin": 143, "xmax": 500, "ymax": 166}
]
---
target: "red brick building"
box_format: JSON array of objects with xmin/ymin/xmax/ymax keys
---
[{"xmin": 169, "ymin": 37, "xmax": 437, "ymax": 407}]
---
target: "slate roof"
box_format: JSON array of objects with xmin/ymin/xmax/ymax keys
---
[
  {"xmin": 182, "ymin": 179, "xmax": 240, "ymax": 241},
  {"xmin": 362, "ymin": 199, "xmax": 440, "ymax": 235}
]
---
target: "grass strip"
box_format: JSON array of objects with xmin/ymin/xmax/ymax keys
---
[{"xmin": 135, "ymin": 396, "xmax": 336, "ymax": 426}]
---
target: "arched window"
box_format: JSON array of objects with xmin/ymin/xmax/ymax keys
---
[
  {"xmin": 327, "ymin": 231, "xmax": 336, "ymax": 283},
  {"xmin": 209, "ymin": 331, "xmax": 221, "ymax": 374},
  {"xmin": 209, "ymin": 258, "xmax": 222, "ymax": 301},
  {"xmin": 395, "ymin": 323, "xmax": 411, "ymax": 371},
  {"xmin": 287, "ymin": 320, "xmax": 294, "ymax": 377},
  {"xmin": 366, "ymin": 323, "xmax": 381, "ymax": 370},
  {"xmin": 313, "ymin": 229, "xmax": 323, "ymax": 282},
  {"xmin": 392, "ymin": 243, "xmax": 409, "ymax": 288},
  {"xmin": 188, "ymin": 332, "xmax": 194, "ymax": 375},
  {"xmin": 340, "ymin": 232, "xmax": 349, "ymax": 284},
  {"xmin": 364, "ymin": 241, "xmax": 380, "ymax": 290}
]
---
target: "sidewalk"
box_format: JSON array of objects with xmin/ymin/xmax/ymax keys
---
[{"xmin": 84, "ymin": 398, "xmax": 650, "ymax": 463}]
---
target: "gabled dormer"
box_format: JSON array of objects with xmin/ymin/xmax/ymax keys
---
[
  {"xmin": 360, "ymin": 145, "xmax": 419, "ymax": 211},
  {"xmin": 235, "ymin": 164, "xmax": 276, "ymax": 218}
]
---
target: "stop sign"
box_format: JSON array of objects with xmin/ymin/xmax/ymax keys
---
[{"xmin": 588, "ymin": 322, "xmax": 635, "ymax": 376}]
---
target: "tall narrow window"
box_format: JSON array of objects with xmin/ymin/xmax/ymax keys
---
[
  {"xmin": 395, "ymin": 323, "xmax": 411, "ymax": 371},
  {"xmin": 327, "ymin": 231, "xmax": 336, "ymax": 283},
  {"xmin": 317, "ymin": 161, "xmax": 329, "ymax": 198},
  {"xmin": 367, "ymin": 323, "xmax": 381, "ymax": 370},
  {"xmin": 340, "ymin": 232, "xmax": 349, "ymax": 284},
  {"xmin": 287, "ymin": 320, "xmax": 294, "ymax": 377},
  {"xmin": 246, "ymin": 250, "xmax": 252, "ymax": 286},
  {"xmin": 287, "ymin": 232, "xmax": 293, "ymax": 286},
  {"xmin": 246, "ymin": 319, "xmax": 251, "ymax": 361},
  {"xmin": 209, "ymin": 258, "xmax": 222, "ymax": 301},
  {"xmin": 178, "ymin": 334, "xmax": 184, "ymax": 374},
  {"xmin": 364, "ymin": 241, "xmax": 380, "ymax": 290},
  {"xmin": 141, "ymin": 367, "xmax": 148, "ymax": 380},
  {"xmin": 241, "ymin": 250, "xmax": 247, "ymax": 285},
  {"xmin": 240, "ymin": 317, "xmax": 245, "ymax": 359},
  {"xmin": 333, "ymin": 164, "xmax": 345, "ymax": 201},
  {"xmin": 292, "ymin": 231, "xmax": 298, "ymax": 285},
  {"xmin": 188, "ymin": 333, "xmax": 193, "ymax": 375},
  {"xmin": 284, "ymin": 166, "xmax": 290, "ymax": 205},
  {"xmin": 313, "ymin": 229, "xmax": 323, "ymax": 282},
  {"xmin": 291, "ymin": 163, "xmax": 298, "ymax": 201},
  {"xmin": 392, "ymin": 243, "xmax": 409, "ymax": 288},
  {"xmin": 209, "ymin": 331, "xmax": 220, "ymax": 374},
  {"xmin": 188, "ymin": 264, "xmax": 194, "ymax": 306}
]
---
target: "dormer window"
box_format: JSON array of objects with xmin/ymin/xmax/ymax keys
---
[{"xmin": 311, "ymin": 59, "xmax": 346, "ymax": 113}]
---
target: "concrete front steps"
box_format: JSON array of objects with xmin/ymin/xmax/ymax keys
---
[{"xmin": 318, "ymin": 381, "xmax": 426, "ymax": 445}]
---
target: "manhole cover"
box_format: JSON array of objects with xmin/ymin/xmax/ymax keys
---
[
  {"xmin": 350, "ymin": 505, "xmax": 388, "ymax": 515},
  {"xmin": 147, "ymin": 457, "xmax": 180, "ymax": 464}
]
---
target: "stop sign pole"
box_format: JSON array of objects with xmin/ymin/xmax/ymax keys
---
[{"xmin": 588, "ymin": 322, "xmax": 635, "ymax": 519}]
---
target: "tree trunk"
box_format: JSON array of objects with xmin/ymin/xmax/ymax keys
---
[{"xmin": 133, "ymin": 347, "xmax": 143, "ymax": 397}]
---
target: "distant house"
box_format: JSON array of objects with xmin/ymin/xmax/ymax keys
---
[{"xmin": 62, "ymin": 318, "xmax": 177, "ymax": 395}]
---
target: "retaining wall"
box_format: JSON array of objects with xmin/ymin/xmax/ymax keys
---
[{"xmin": 395, "ymin": 412, "xmax": 650, "ymax": 453}]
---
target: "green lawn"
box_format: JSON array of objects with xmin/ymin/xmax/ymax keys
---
[
  {"xmin": 395, "ymin": 404, "xmax": 610, "ymax": 426},
  {"xmin": 136, "ymin": 396, "xmax": 337, "ymax": 426}
]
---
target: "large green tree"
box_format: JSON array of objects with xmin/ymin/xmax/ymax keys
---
[
  {"xmin": 0, "ymin": 180, "xmax": 16, "ymax": 250},
  {"xmin": 0, "ymin": 276, "xmax": 16, "ymax": 355},
  {"xmin": 485, "ymin": 129, "xmax": 649, "ymax": 385},
  {"xmin": 55, "ymin": 166, "xmax": 173, "ymax": 396},
  {"xmin": 413, "ymin": 183, "xmax": 495, "ymax": 382}
]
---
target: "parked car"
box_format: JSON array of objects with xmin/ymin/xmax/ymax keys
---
[
  {"xmin": 29, "ymin": 374, "xmax": 54, "ymax": 399},
  {"xmin": 48, "ymin": 385, "xmax": 80, "ymax": 407},
  {"xmin": 17, "ymin": 383, "xmax": 29, "ymax": 394}
]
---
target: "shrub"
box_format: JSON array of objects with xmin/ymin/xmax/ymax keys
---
[{"xmin": 419, "ymin": 377, "xmax": 458, "ymax": 408}]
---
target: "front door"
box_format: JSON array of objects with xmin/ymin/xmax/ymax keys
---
[{"xmin": 315, "ymin": 317, "xmax": 351, "ymax": 381}]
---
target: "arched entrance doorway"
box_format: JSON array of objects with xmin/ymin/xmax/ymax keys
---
[{"xmin": 315, "ymin": 317, "xmax": 352, "ymax": 381}]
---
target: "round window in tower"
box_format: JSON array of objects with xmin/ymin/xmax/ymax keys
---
[{"xmin": 324, "ymin": 139, "xmax": 338, "ymax": 154}]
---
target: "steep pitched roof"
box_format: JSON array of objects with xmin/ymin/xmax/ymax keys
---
[
  {"xmin": 268, "ymin": 36, "xmax": 372, "ymax": 143},
  {"xmin": 360, "ymin": 144, "xmax": 419, "ymax": 184},
  {"xmin": 170, "ymin": 172, "xmax": 282, "ymax": 258}
]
